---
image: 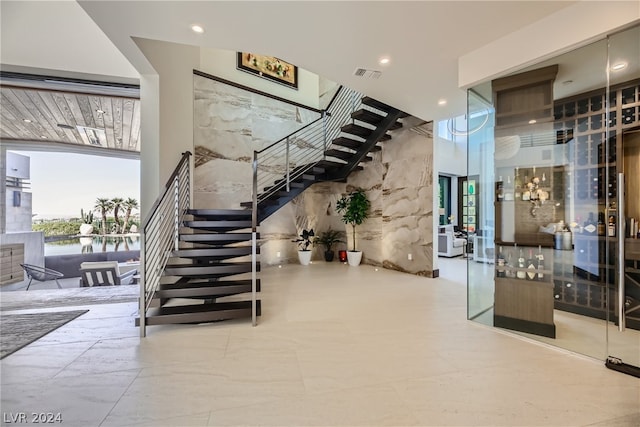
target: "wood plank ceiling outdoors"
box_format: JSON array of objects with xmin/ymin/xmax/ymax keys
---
[{"xmin": 0, "ymin": 85, "xmax": 140, "ymax": 153}]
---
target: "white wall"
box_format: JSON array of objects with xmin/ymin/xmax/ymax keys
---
[
  {"xmin": 134, "ymin": 39, "xmax": 200, "ymax": 218},
  {"xmin": 200, "ymin": 47, "xmax": 322, "ymax": 109},
  {"xmin": 459, "ymin": 1, "xmax": 640, "ymax": 88}
]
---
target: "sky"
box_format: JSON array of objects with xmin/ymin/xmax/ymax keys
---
[{"xmin": 13, "ymin": 150, "xmax": 140, "ymax": 220}]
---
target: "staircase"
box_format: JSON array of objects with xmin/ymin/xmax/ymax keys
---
[
  {"xmin": 140, "ymin": 209, "xmax": 260, "ymax": 326},
  {"xmin": 137, "ymin": 153, "xmax": 260, "ymax": 336},
  {"xmin": 138, "ymin": 87, "xmax": 407, "ymax": 335},
  {"xmin": 243, "ymin": 92, "xmax": 407, "ymax": 221}
]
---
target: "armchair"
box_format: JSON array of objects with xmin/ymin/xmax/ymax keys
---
[
  {"xmin": 79, "ymin": 261, "xmax": 137, "ymax": 287},
  {"xmin": 438, "ymin": 224, "xmax": 466, "ymax": 257}
]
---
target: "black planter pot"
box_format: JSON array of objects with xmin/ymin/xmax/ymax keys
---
[{"xmin": 324, "ymin": 250, "xmax": 335, "ymax": 262}]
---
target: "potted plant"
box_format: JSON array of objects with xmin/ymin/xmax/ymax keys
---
[
  {"xmin": 79, "ymin": 208, "xmax": 94, "ymax": 236},
  {"xmin": 336, "ymin": 188, "xmax": 370, "ymax": 266},
  {"xmin": 293, "ymin": 229, "xmax": 315, "ymax": 265},
  {"xmin": 314, "ymin": 229, "xmax": 344, "ymax": 262}
]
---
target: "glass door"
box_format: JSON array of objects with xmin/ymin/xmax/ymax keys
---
[{"xmin": 605, "ymin": 26, "xmax": 640, "ymax": 376}]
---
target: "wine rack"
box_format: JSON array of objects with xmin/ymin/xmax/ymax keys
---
[
  {"xmin": 549, "ymin": 80, "xmax": 640, "ymax": 323},
  {"xmin": 554, "ymin": 80, "xmax": 640, "ymax": 209}
]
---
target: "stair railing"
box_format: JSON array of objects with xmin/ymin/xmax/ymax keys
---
[
  {"xmin": 252, "ymin": 86, "xmax": 364, "ymax": 208},
  {"xmin": 139, "ymin": 151, "xmax": 192, "ymax": 337}
]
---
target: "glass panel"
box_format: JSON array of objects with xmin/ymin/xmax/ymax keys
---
[
  {"xmin": 467, "ymin": 85, "xmax": 495, "ymax": 324},
  {"xmin": 606, "ymin": 24, "xmax": 640, "ymax": 371},
  {"xmin": 468, "ymin": 37, "xmax": 619, "ymax": 360}
]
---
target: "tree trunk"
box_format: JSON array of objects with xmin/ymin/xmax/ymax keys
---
[{"xmin": 352, "ymin": 224, "xmax": 356, "ymax": 251}]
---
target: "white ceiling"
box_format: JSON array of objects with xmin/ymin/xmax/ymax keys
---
[{"xmin": 1, "ymin": 1, "xmax": 637, "ymax": 123}]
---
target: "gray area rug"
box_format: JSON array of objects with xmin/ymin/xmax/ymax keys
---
[{"xmin": 0, "ymin": 310, "xmax": 89, "ymax": 359}]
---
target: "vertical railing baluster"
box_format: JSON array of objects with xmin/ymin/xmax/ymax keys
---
[
  {"xmin": 322, "ymin": 110, "xmax": 328, "ymax": 159},
  {"xmin": 252, "ymin": 151, "xmax": 258, "ymax": 327},
  {"xmin": 285, "ymin": 136, "xmax": 290, "ymax": 192},
  {"xmin": 173, "ymin": 177, "xmax": 180, "ymax": 251}
]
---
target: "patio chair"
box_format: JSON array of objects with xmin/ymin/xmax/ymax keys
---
[
  {"xmin": 20, "ymin": 264, "xmax": 64, "ymax": 291},
  {"xmin": 79, "ymin": 261, "xmax": 137, "ymax": 287}
]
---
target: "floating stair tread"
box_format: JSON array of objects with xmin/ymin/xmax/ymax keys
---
[
  {"xmin": 351, "ymin": 109, "xmax": 386, "ymax": 125},
  {"xmin": 138, "ymin": 300, "xmax": 261, "ymax": 326},
  {"xmin": 240, "ymin": 200, "xmax": 278, "ymax": 208},
  {"xmin": 155, "ymin": 280, "xmax": 261, "ymax": 299},
  {"xmin": 185, "ymin": 220, "xmax": 252, "ymax": 228},
  {"xmin": 187, "ymin": 209, "xmax": 252, "ymax": 220},
  {"xmin": 180, "ymin": 233, "xmax": 257, "ymax": 244},
  {"xmin": 341, "ymin": 123, "xmax": 373, "ymax": 138},
  {"xmin": 316, "ymin": 159, "xmax": 347, "ymax": 169},
  {"xmin": 164, "ymin": 262, "xmax": 259, "ymax": 277},
  {"xmin": 324, "ymin": 149, "xmax": 372, "ymax": 163},
  {"xmin": 332, "ymin": 137, "xmax": 363, "ymax": 150},
  {"xmin": 362, "ymin": 96, "xmax": 394, "ymax": 113},
  {"xmin": 378, "ymin": 134, "xmax": 391, "ymax": 142},
  {"xmin": 388, "ymin": 121, "xmax": 403, "ymax": 130},
  {"xmin": 172, "ymin": 247, "xmax": 256, "ymax": 258}
]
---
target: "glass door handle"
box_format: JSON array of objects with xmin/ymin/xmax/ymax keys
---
[{"xmin": 618, "ymin": 172, "xmax": 625, "ymax": 332}]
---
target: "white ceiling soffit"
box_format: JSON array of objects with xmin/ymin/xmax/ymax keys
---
[
  {"xmin": 77, "ymin": 0, "xmax": 577, "ymax": 122},
  {"xmin": 0, "ymin": 0, "xmax": 138, "ymax": 84}
]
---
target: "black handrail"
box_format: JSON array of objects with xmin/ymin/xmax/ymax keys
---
[
  {"xmin": 194, "ymin": 69, "xmax": 324, "ymax": 114},
  {"xmin": 142, "ymin": 151, "xmax": 192, "ymax": 231},
  {"xmin": 256, "ymin": 85, "xmax": 345, "ymax": 155},
  {"xmin": 256, "ymin": 117, "xmax": 324, "ymax": 154}
]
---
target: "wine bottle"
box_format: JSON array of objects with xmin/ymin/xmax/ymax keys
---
[
  {"xmin": 514, "ymin": 169, "xmax": 522, "ymax": 199},
  {"xmin": 537, "ymin": 245, "xmax": 544, "ymax": 281},
  {"xmin": 497, "ymin": 177, "xmax": 504, "ymax": 202},
  {"xmin": 505, "ymin": 250, "xmax": 516, "ymax": 278},
  {"xmin": 496, "ymin": 246, "xmax": 506, "ymax": 278},
  {"xmin": 517, "ymin": 249, "xmax": 526, "ymax": 280},
  {"xmin": 526, "ymin": 249, "xmax": 537, "ymax": 280},
  {"xmin": 608, "ymin": 214, "xmax": 616, "ymax": 237},
  {"xmin": 504, "ymin": 175, "xmax": 513, "ymax": 201},
  {"xmin": 597, "ymin": 212, "xmax": 605, "ymax": 236}
]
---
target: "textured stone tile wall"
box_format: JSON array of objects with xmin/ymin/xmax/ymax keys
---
[
  {"xmin": 192, "ymin": 74, "xmax": 435, "ymax": 275},
  {"xmin": 193, "ymin": 75, "xmax": 319, "ymax": 209},
  {"xmin": 292, "ymin": 119, "xmax": 435, "ymax": 276}
]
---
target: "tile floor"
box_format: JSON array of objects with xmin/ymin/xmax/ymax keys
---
[{"xmin": 1, "ymin": 259, "xmax": 639, "ymax": 426}]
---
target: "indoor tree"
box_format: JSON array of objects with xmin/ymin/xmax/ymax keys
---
[{"xmin": 336, "ymin": 188, "xmax": 370, "ymax": 265}]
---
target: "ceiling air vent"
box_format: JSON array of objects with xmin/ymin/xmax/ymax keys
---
[
  {"xmin": 57, "ymin": 123, "xmax": 74, "ymax": 129},
  {"xmin": 353, "ymin": 68, "xmax": 382, "ymax": 79}
]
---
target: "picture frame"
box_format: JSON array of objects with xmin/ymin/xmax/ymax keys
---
[{"xmin": 237, "ymin": 52, "xmax": 298, "ymax": 89}]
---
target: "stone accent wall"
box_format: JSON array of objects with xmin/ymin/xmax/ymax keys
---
[
  {"xmin": 193, "ymin": 73, "xmax": 435, "ymax": 276},
  {"xmin": 289, "ymin": 119, "xmax": 435, "ymax": 276},
  {"xmin": 193, "ymin": 74, "xmax": 320, "ymax": 209}
]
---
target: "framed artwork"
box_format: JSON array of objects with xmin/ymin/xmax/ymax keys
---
[{"xmin": 237, "ymin": 52, "xmax": 298, "ymax": 89}]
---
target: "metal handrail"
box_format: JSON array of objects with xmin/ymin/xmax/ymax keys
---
[
  {"xmin": 140, "ymin": 151, "xmax": 192, "ymax": 337},
  {"xmin": 251, "ymin": 86, "xmax": 364, "ymax": 211}
]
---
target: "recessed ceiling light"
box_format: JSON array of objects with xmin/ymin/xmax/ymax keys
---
[
  {"xmin": 529, "ymin": 119, "xmax": 537, "ymax": 124},
  {"xmin": 438, "ymin": 99, "xmax": 447, "ymax": 106},
  {"xmin": 40, "ymin": 135, "xmax": 48, "ymax": 139},
  {"xmin": 379, "ymin": 57, "xmax": 390, "ymax": 65},
  {"xmin": 23, "ymin": 119, "xmax": 32, "ymax": 123},
  {"xmin": 611, "ymin": 62, "xmax": 627, "ymax": 71},
  {"xmin": 96, "ymin": 109, "xmax": 105, "ymax": 114},
  {"xmin": 191, "ymin": 24, "xmax": 204, "ymax": 34}
]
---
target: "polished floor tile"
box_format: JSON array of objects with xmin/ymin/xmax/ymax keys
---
[{"xmin": 1, "ymin": 260, "xmax": 639, "ymax": 426}]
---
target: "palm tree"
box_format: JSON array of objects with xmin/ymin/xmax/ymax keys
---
[
  {"xmin": 111, "ymin": 197, "xmax": 124, "ymax": 234},
  {"xmin": 94, "ymin": 197, "xmax": 114, "ymax": 235},
  {"xmin": 122, "ymin": 198, "xmax": 139, "ymax": 233}
]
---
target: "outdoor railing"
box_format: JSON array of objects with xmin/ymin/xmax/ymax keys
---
[{"xmin": 139, "ymin": 151, "xmax": 192, "ymax": 337}]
